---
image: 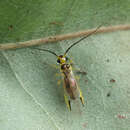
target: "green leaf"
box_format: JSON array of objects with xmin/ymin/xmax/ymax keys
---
[{"xmin": 0, "ymin": 0, "xmax": 130, "ymax": 130}]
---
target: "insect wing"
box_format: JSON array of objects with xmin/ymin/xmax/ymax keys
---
[{"xmin": 63, "ymin": 71, "xmax": 80, "ymax": 100}]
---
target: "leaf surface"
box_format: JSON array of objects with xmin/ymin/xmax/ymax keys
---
[{"xmin": 0, "ymin": 0, "xmax": 130, "ymax": 130}]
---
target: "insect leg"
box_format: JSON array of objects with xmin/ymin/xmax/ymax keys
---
[
  {"xmin": 57, "ymin": 79, "xmax": 63, "ymax": 86},
  {"xmin": 75, "ymin": 75, "xmax": 80, "ymax": 80},
  {"xmin": 79, "ymin": 89, "xmax": 85, "ymax": 106},
  {"xmin": 56, "ymin": 73, "xmax": 64, "ymax": 86},
  {"xmin": 55, "ymin": 73, "xmax": 61, "ymax": 77},
  {"xmin": 64, "ymin": 94, "xmax": 71, "ymax": 111},
  {"xmin": 50, "ymin": 64, "xmax": 60, "ymax": 69}
]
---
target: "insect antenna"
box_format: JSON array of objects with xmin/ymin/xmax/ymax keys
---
[
  {"xmin": 32, "ymin": 48, "xmax": 58, "ymax": 57},
  {"xmin": 64, "ymin": 25, "xmax": 102, "ymax": 55}
]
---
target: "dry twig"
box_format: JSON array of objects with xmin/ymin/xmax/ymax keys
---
[{"xmin": 0, "ymin": 24, "xmax": 130, "ymax": 50}]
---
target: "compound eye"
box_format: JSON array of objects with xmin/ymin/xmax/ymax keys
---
[
  {"xmin": 57, "ymin": 59, "xmax": 60, "ymax": 64},
  {"xmin": 66, "ymin": 64, "xmax": 70, "ymax": 68}
]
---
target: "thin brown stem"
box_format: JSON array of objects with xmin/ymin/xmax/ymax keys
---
[{"xmin": 0, "ymin": 24, "xmax": 130, "ymax": 50}]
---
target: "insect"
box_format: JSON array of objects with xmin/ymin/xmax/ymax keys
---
[{"xmin": 33, "ymin": 25, "xmax": 101, "ymax": 110}]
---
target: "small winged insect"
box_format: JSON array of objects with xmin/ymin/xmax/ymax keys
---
[{"xmin": 33, "ymin": 25, "xmax": 101, "ymax": 110}]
